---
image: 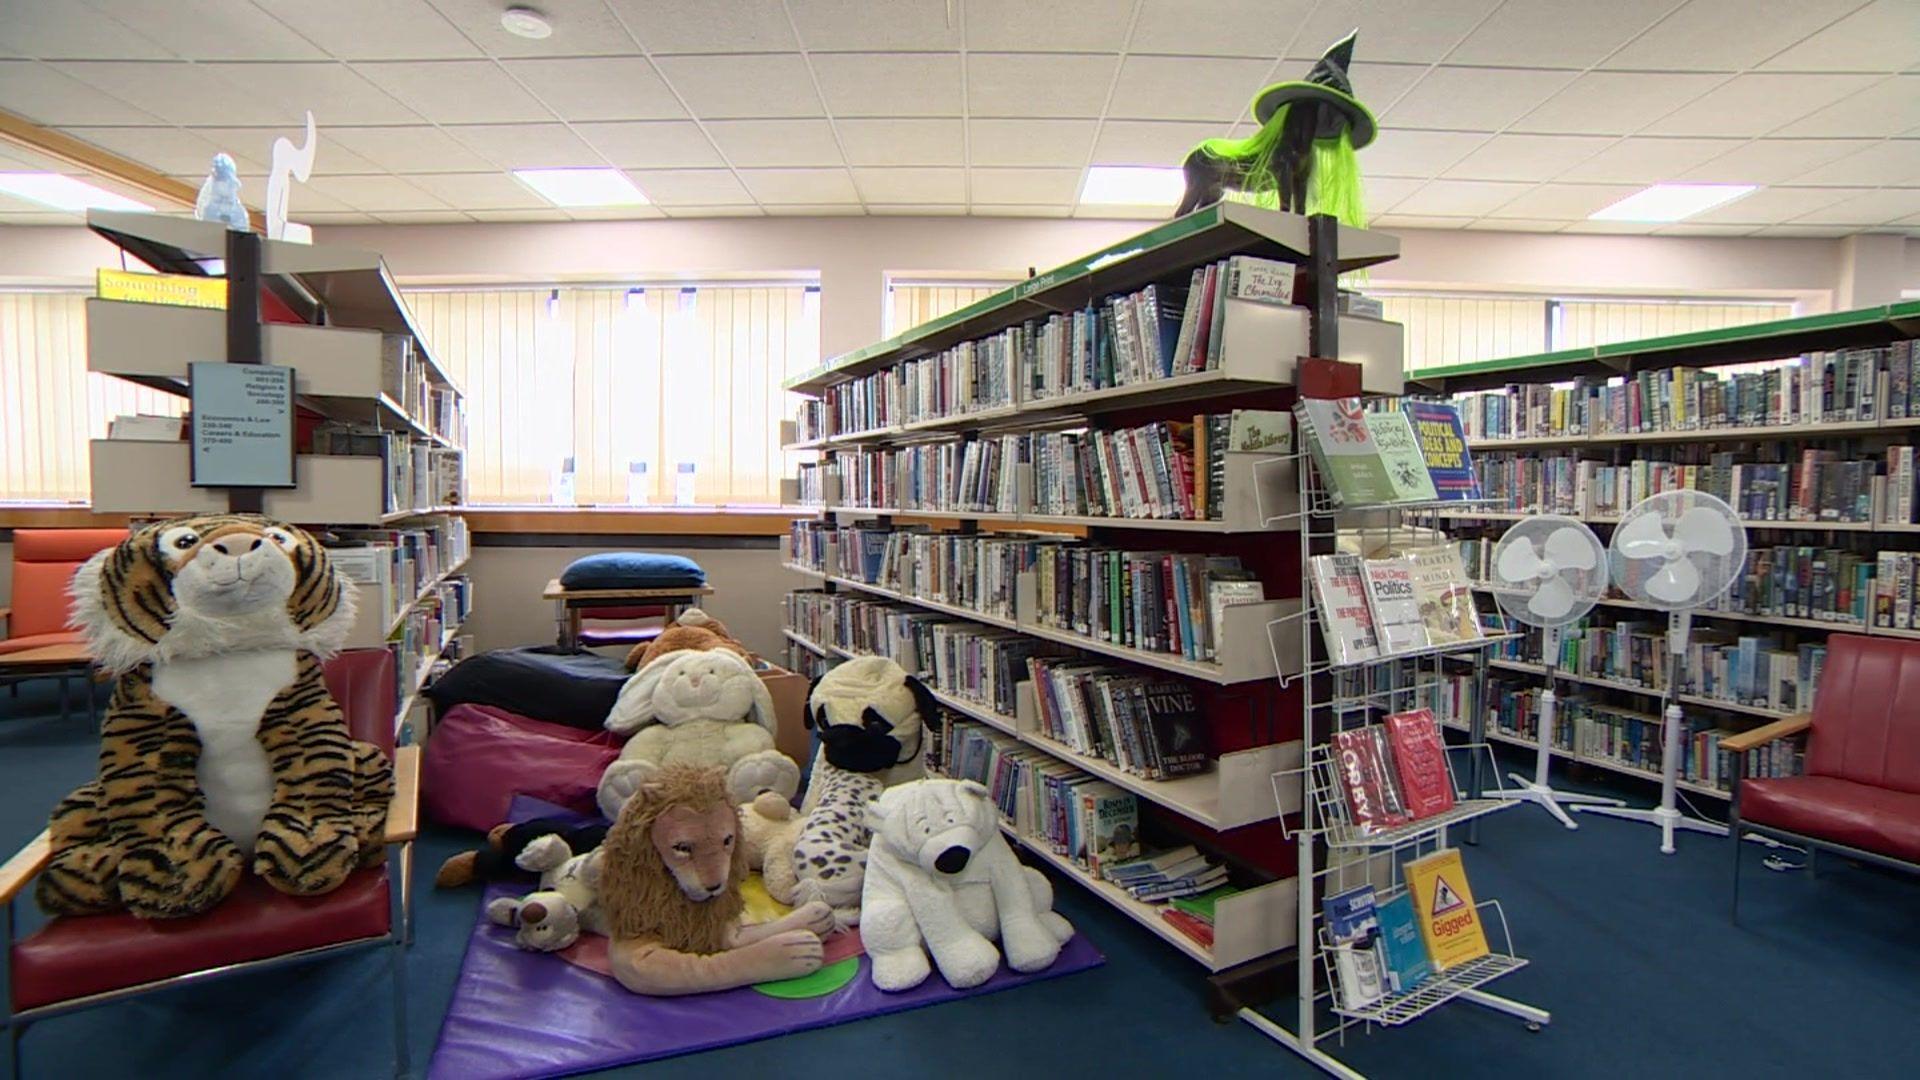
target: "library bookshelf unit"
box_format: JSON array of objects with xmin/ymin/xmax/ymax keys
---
[
  {"xmin": 83, "ymin": 209, "xmax": 472, "ymax": 742},
  {"xmin": 778, "ymin": 203, "xmax": 1404, "ymax": 1005},
  {"xmin": 1406, "ymin": 300, "xmax": 1920, "ymax": 805}
]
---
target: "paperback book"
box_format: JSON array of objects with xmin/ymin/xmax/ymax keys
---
[
  {"xmin": 1406, "ymin": 848, "xmax": 1491, "ymax": 971},
  {"xmin": 1297, "ymin": 397, "xmax": 1395, "ymax": 507},
  {"xmin": 1330, "ymin": 725, "xmax": 1412, "ymax": 834},
  {"xmin": 1326, "ymin": 883, "xmax": 1386, "ymax": 1010},
  {"xmin": 1375, "ymin": 892, "xmax": 1433, "ymax": 993},
  {"xmin": 1407, "ymin": 545, "xmax": 1483, "ymax": 646},
  {"xmin": 1364, "ymin": 409, "xmax": 1440, "ymax": 503},
  {"xmin": 1309, "ymin": 553, "xmax": 1381, "ymax": 666},
  {"xmin": 1384, "ymin": 708, "xmax": 1456, "ymax": 820},
  {"xmin": 1403, "ymin": 400, "xmax": 1482, "ymax": 501},
  {"xmin": 1362, "ymin": 556, "xmax": 1431, "ymax": 654}
]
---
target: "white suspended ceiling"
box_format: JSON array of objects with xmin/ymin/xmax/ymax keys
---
[{"xmin": 0, "ymin": 0, "xmax": 1912, "ymax": 235}]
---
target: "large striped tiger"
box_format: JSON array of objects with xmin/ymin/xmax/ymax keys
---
[{"xmin": 37, "ymin": 514, "xmax": 393, "ymax": 919}]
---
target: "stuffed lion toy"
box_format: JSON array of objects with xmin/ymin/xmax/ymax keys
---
[
  {"xmin": 37, "ymin": 514, "xmax": 393, "ymax": 920},
  {"xmin": 599, "ymin": 764, "xmax": 835, "ymax": 996}
]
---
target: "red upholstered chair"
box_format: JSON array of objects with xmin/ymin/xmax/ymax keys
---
[
  {"xmin": 0, "ymin": 529, "xmax": 128, "ymax": 656},
  {"xmin": 0, "ymin": 649, "xmax": 419, "ymax": 1078},
  {"xmin": 1728, "ymin": 632, "xmax": 1920, "ymax": 918}
]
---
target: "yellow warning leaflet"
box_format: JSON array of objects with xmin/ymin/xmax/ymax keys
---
[
  {"xmin": 97, "ymin": 269, "xmax": 227, "ymax": 310},
  {"xmin": 1406, "ymin": 848, "xmax": 1489, "ymax": 971}
]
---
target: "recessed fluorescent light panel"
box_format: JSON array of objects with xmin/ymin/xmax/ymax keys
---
[
  {"xmin": 513, "ymin": 168, "xmax": 649, "ymax": 208},
  {"xmin": 1080, "ymin": 166, "xmax": 1185, "ymax": 206},
  {"xmin": 1588, "ymin": 183, "xmax": 1756, "ymax": 223},
  {"xmin": 0, "ymin": 173, "xmax": 152, "ymax": 213}
]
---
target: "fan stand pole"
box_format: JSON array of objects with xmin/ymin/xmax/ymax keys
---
[
  {"xmin": 1574, "ymin": 611, "xmax": 1730, "ymax": 852},
  {"xmin": 1489, "ymin": 624, "xmax": 1626, "ymax": 828}
]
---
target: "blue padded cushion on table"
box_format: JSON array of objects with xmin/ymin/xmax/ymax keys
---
[{"xmin": 558, "ymin": 552, "xmax": 707, "ymax": 590}]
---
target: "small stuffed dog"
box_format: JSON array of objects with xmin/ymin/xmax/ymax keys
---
[{"xmin": 485, "ymin": 833, "xmax": 608, "ymax": 952}]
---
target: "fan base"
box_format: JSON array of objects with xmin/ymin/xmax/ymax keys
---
[
  {"xmin": 1572, "ymin": 803, "xmax": 1729, "ymax": 854},
  {"xmin": 1488, "ymin": 777, "xmax": 1626, "ymax": 830}
]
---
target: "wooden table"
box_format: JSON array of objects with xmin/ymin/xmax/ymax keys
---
[
  {"xmin": 0, "ymin": 643, "xmax": 99, "ymax": 725},
  {"xmin": 542, "ymin": 579, "xmax": 715, "ymax": 650}
]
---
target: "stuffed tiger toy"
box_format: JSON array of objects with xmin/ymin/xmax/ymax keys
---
[{"xmin": 37, "ymin": 514, "xmax": 393, "ymax": 920}]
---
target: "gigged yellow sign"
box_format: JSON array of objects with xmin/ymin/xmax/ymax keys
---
[{"xmin": 97, "ymin": 268, "xmax": 227, "ymax": 310}]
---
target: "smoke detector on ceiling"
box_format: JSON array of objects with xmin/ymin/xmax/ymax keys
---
[{"xmin": 500, "ymin": 6, "xmax": 553, "ymax": 39}]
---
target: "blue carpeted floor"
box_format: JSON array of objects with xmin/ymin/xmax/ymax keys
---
[{"xmin": 2, "ymin": 678, "xmax": 1914, "ymax": 1079}]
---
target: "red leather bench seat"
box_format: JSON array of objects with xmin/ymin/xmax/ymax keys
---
[{"xmin": 1740, "ymin": 775, "xmax": 1920, "ymax": 863}]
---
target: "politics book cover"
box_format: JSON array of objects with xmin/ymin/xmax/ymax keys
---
[
  {"xmin": 1362, "ymin": 555, "xmax": 1431, "ymax": 654},
  {"xmin": 1403, "ymin": 400, "xmax": 1482, "ymax": 501}
]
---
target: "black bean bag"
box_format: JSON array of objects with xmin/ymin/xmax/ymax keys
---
[{"xmin": 426, "ymin": 646, "xmax": 631, "ymax": 731}]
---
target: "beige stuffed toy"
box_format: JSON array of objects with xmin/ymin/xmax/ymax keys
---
[{"xmin": 738, "ymin": 791, "xmax": 804, "ymax": 903}]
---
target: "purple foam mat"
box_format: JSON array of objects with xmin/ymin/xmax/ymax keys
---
[{"xmin": 428, "ymin": 797, "xmax": 1106, "ymax": 1080}]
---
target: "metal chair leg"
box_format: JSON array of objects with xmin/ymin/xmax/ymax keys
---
[
  {"xmin": 1805, "ymin": 848, "xmax": 1817, "ymax": 880},
  {"xmin": 1730, "ymin": 825, "xmax": 1743, "ymax": 923},
  {"xmin": 390, "ymin": 937, "xmax": 410, "ymax": 1079}
]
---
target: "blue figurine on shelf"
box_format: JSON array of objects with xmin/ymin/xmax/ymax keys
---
[{"xmin": 195, "ymin": 153, "xmax": 250, "ymax": 231}]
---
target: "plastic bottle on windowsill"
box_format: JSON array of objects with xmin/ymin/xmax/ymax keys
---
[
  {"xmin": 551, "ymin": 456, "xmax": 576, "ymax": 506},
  {"xmin": 675, "ymin": 461, "xmax": 697, "ymax": 507},
  {"xmin": 627, "ymin": 460, "xmax": 650, "ymax": 505}
]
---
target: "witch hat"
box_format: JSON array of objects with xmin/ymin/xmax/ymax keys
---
[{"xmin": 1250, "ymin": 30, "xmax": 1376, "ymax": 148}]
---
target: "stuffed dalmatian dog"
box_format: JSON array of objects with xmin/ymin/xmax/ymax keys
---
[{"xmin": 789, "ymin": 764, "xmax": 887, "ymax": 929}]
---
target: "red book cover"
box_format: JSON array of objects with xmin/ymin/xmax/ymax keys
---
[
  {"xmin": 1331, "ymin": 727, "xmax": 1411, "ymax": 834},
  {"xmin": 1162, "ymin": 909, "xmax": 1216, "ymax": 947},
  {"xmin": 1385, "ymin": 709, "xmax": 1456, "ymax": 819}
]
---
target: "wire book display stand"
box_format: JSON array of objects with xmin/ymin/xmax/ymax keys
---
[{"xmin": 1237, "ymin": 387, "xmax": 1550, "ymax": 1077}]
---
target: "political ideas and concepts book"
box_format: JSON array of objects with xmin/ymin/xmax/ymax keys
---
[
  {"xmin": 1297, "ymin": 397, "xmax": 1394, "ymax": 507},
  {"xmin": 1406, "ymin": 848, "xmax": 1491, "ymax": 971},
  {"xmin": 1363, "ymin": 408, "xmax": 1440, "ymax": 503},
  {"xmin": 1403, "ymin": 400, "xmax": 1482, "ymax": 501}
]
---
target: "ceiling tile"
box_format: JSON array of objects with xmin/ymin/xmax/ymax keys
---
[
  {"xmin": 51, "ymin": 61, "xmax": 286, "ymax": 125},
  {"xmin": 1447, "ymin": 0, "xmax": 1679, "ymax": 69},
  {"xmin": 1462, "ymin": 218, "xmax": 1567, "ymax": 232},
  {"xmin": 1789, "ymin": 188, "xmax": 1920, "ymax": 225},
  {"xmin": 58, "ymin": 126, "xmax": 231, "ymax": 175},
  {"xmin": 1482, "ymin": 182, "xmax": 1642, "ymax": 219},
  {"xmin": 1091, "ymin": 120, "xmax": 1227, "ymax": 167},
  {"xmin": 1603, "ymin": 0, "xmax": 1864, "ymax": 72},
  {"xmin": 852, "ymin": 167, "xmax": 967, "ymax": 203},
  {"xmin": 467, "ymin": 208, "xmax": 573, "ymax": 221},
  {"xmin": 1371, "ymin": 214, "xmax": 1479, "ymax": 230},
  {"xmin": 658, "ymin": 204, "xmax": 767, "ymax": 217},
  {"xmin": 1510, "ymin": 72, "xmax": 1727, "ymax": 136},
  {"xmin": 1686, "ymin": 186, "xmax": 1864, "ymax": 224},
  {"xmin": 704, "ymin": 119, "xmax": 844, "ymax": 167},
  {"xmin": 253, "ymin": 0, "xmax": 480, "ymax": 60},
  {"xmin": 1788, "ymin": 139, "xmax": 1920, "ymax": 186},
  {"xmin": 1641, "ymin": 73, "xmax": 1879, "ymax": 137},
  {"xmin": 424, "ymin": 0, "xmax": 641, "ymax": 57},
  {"xmin": 867, "ymin": 204, "xmax": 968, "ymax": 215},
  {"xmin": 405, "ymin": 172, "xmax": 548, "ymax": 209},
  {"xmin": 1131, "ymin": 0, "xmax": 1317, "ymax": 59},
  {"xmin": 966, "ymin": 1, "xmax": 1133, "ymax": 52},
  {"xmin": 970, "ymin": 204, "xmax": 1071, "ymax": 217},
  {"xmin": 738, "ymin": 167, "xmax": 859, "ymax": 203},
  {"xmin": 445, "ymin": 123, "xmax": 605, "ymax": 168},
  {"xmin": 1107, "ymin": 56, "xmax": 1272, "ymax": 122},
  {"xmin": 357, "ymin": 61, "xmax": 555, "ymax": 123},
  {"xmin": 811, "ymin": 53, "xmax": 962, "ymax": 117},
  {"xmin": 304, "ymin": 174, "xmax": 451, "ymax": 211},
  {"xmin": 374, "ymin": 210, "xmax": 474, "ymax": 223},
  {"xmin": 203, "ymin": 62, "xmax": 424, "ymax": 125},
  {"xmin": 652, "ymin": 54, "xmax": 822, "ymax": 118},
  {"xmin": 0, "ymin": 4, "xmax": 172, "ymax": 59},
  {"xmin": 834, "ymin": 118, "xmax": 967, "ymax": 165},
  {"xmin": 1345, "ymin": 62, "xmax": 1432, "ymax": 115},
  {"xmin": 1442, "ymin": 134, "xmax": 1613, "ymax": 181},
  {"xmin": 574, "ymin": 121, "xmax": 726, "ymax": 168},
  {"xmin": 1774, "ymin": 76, "xmax": 1920, "ymax": 138},
  {"xmin": 608, "ymin": 1, "xmax": 798, "ymax": 53},
  {"xmin": 1555, "ymin": 137, "xmax": 1743, "ymax": 183},
  {"xmin": 0, "ymin": 61, "xmax": 160, "ymax": 124},
  {"xmin": 501, "ymin": 58, "xmax": 686, "ymax": 121},
  {"xmin": 785, "ymin": 0, "xmax": 961, "ymax": 50},
  {"xmin": 762, "ymin": 203, "xmax": 866, "ymax": 216},
  {"xmin": 969, "ymin": 119, "xmax": 1097, "ymax": 167},
  {"xmin": 1652, "ymin": 223, "xmax": 1762, "ymax": 236},
  {"xmin": 1761, "ymin": 1, "xmax": 1920, "ymax": 73},
  {"xmin": 970, "ymin": 167, "xmax": 1082, "ymax": 204},
  {"xmin": 626, "ymin": 168, "xmax": 755, "ymax": 205},
  {"xmin": 1365, "ymin": 177, "xmax": 1427, "ymax": 212},
  {"xmin": 1385, "ymin": 67, "xmax": 1579, "ymax": 132},
  {"xmin": 967, "ymin": 53, "xmax": 1118, "ymax": 119},
  {"xmin": 84, "ymin": 0, "xmax": 324, "ymax": 60},
  {"xmin": 1680, "ymin": 138, "xmax": 1873, "ymax": 183},
  {"xmin": 325, "ymin": 125, "xmax": 503, "ymax": 173},
  {"xmin": 1361, "ymin": 130, "xmax": 1489, "ymax": 178},
  {"xmin": 1392, "ymin": 179, "xmax": 1532, "ymax": 216},
  {"xmin": 1287, "ymin": 1, "xmax": 1503, "ymax": 64},
  {"xmin": 186, "ymin": 126, "xmax": 382, "ymax": 175}
]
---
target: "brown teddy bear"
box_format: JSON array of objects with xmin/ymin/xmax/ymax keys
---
[{"xmin": 624, "ymin": 608, "xmax": 750, "ymax": 671}]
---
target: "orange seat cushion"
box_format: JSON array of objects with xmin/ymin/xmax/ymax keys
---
[
  {"xmin": 0, "ymin": 631, "xmax": 87, "ymax": 657},
  {"xmin": 11, "ymin": 870, "xmax": 391, "ymax": 1011}
]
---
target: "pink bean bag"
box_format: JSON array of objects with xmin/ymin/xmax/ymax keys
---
[{"xmin": 422, "ymin": 704, "xmax": 622, "ymax": 830}]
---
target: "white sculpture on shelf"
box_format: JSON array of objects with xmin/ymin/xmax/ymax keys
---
[{"xmin": 266, "ymin": 111, "xmax": 317, "ymax": 241}]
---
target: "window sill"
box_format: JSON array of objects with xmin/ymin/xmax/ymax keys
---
[{"xmin": 463, "ymin": 506, "xmax": 811, "ymax": 536}]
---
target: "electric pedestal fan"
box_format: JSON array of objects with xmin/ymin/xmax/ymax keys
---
[
  {"xmin": 1486, "ymin": 515, "xmax": 1626, "ymax": 828},
  {"xmin": 1574, "ymin": 489, "xmax": 1749, "ymax": 853}
]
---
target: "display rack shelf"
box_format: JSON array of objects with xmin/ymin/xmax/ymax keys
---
[{"xmin": 1330, "ymin": 940, "xmax": 1529, "ymax": 1027}]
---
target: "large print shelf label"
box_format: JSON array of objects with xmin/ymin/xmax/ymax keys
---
[{"xmin": 190, "ymin": 362, "xmax": 297, "ymax": 488}]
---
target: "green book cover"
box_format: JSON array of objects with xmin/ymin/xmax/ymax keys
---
[
  {"xmin": 1364, "ymin": 410, "xmax": 1439, "ymax": 503},
  {"xmin": 1298, "ymin": 398, "xmax": 1395, "ymax": 507},
  {"xmin": 1171, "ymin": 884, "xmax": 1240, "ymax": 922}
]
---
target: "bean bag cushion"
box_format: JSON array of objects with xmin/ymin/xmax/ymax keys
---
[
  {"xmin": 426, "ymin": 646, "xmax": 631, "ymax": 731},
  {"xmin": 558, "ymin": 552, "xmax": 706, "ymax": 590},
  {"xmin": 423, "ymin": 704, "xmax": 621, "ymax": 830}
]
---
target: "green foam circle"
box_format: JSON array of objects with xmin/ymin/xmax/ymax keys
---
[{"xmin": 752, "ymin": 956, "xmax": 860, "ymax": 999}]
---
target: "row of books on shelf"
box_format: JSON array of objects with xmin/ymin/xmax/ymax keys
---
[
  {"xmin": 819, "ymin": 323, "xmax": 1029, "ymax": 434},
  {"xmin": 1029, "ymin": 546, "xmax": 1265, "ymax": 662},
  {"xmin": 805, "ymin": 523, "xmax": 1029, "ymax": 619},
  {"xmin": 1495, "ymin": 623, "xmax": 1827, "ymax": 714},
  {"xmin": 1299, "ymin": 397, "xmax": 1481, "ymax": 508},
  {"xmin": 1329, "ymin": 710, "xmax": 1460, "ymax": 835},
  {"xmin": 1452, "ymin": 342, "xmax": 1915, "ymax": 441},
  {"xmin": 1309, "ymin": 548, "xmax": 1487, "ymax": 667},
  {"xmin": 327, "ymin": 517, "xmax": 471, "ymax": 632},
  {"xmin": 390, "ymin": 579, "xmax": 471, "ymax": 710},
  {"xmin": 311, "ymin": 424, "xmax": 465, "ymax": 512},
  {"xmin": 828, "ymin": 436, "xmax": 1025, "ymax": 514},
  {"xmin": 381, "ymin": 332, "xmax": 464, "ymax": 445},
  {"xmin": 942, "ymin": 721, "xmax": 1139, "ymax": 881},
  {"xmin": 1327, "ymin": 849, "xmax": 1490, "ymax": 1010}
]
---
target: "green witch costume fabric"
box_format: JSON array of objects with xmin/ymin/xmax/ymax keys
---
[{"xmin": 1174, "ymin": 31, "xmax": 1375, "ymax": 226}]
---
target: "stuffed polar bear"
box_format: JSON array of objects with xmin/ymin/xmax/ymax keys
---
[
  {"xmin": 862, "ymin": 778, "xmax": 1074, "ymax": 991},
  {"xmin": 598, "ymin": 649, "xmax": 801, "ymax": 820}
]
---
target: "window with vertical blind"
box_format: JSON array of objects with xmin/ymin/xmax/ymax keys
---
[
  {"xmin": 885, "ymin": 279, "xmax": 1018, "ymax": 337},
  {"xmin": 1551, "ymin": 299, "xmax": 1794, "ymax": 351},
  {"xmin": 402, "ymin": 283, "xmax": 819, "ymax": 506},
  {"xmin": 0, "ymin": 290, "xmax": 186, "ymax": 504},
  {"xmin": 1378, "ymin": 293, "xmax": 1798, "ymax": 371}
]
